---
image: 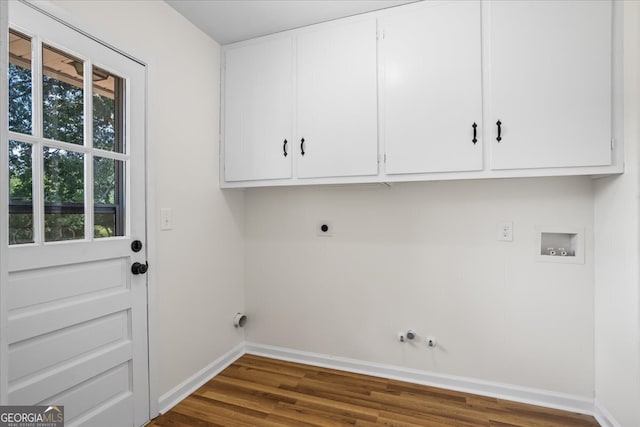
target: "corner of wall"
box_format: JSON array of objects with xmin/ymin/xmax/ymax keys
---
[{"xmin": 593, "ymin": 1, "xmax": 640, "ymax": 426}]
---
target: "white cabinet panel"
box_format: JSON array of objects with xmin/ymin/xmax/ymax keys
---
[
  {"xmin": 488, "ymin": 0, "xmax": 612, "ymax": 170},
  {"xmin": 224, "ymin": 38, "xmax": 293, "ymax": 181},
  {"xmin": 296, "ymin": 19, "xmax": 378, "ymax": 179},
  {"xmin": 382, "ymin": 1, "xmax": 483, "ymax": 175}
]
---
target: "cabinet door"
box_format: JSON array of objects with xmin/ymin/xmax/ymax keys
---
[
  {"xmin": 296, "ymin": 19, "xmax": 378, "ymax": 179},
  {"xmin": 223, "ymin": 38, "xmax": 293, "ymax": 182},
  {"xmin": 382, "ymin": 1, "xmax": 483, "ymax": 175},
  {"xmin": 488, "ymin": 0, "xmax": 612, "ymax": 170}
]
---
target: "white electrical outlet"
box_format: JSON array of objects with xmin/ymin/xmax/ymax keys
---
[{"xmin": 497, "ymin": 221, "xmax": 513, "ymax": 241}]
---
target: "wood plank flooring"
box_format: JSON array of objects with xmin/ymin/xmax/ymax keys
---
[{"xmin": 149, "ymin": 354, "xmax": 599, "ymax": 427}]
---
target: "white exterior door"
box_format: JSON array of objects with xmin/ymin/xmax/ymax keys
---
[
  {"xmin": 7, "ymin": 3, "xmax": 149, "ymax": 426},
  {"xmin": 381, "ymin": 1, "xmax": 483, "ymax": 175}
]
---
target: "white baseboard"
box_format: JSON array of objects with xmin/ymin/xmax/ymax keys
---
[
  {"xmin": 244, "ymin": 342, "xmax": 595, "ymax": 416},
  {"xmin": 594, "ymin": 399, "xmax": 623, "ymax": 427},
  {"xmin": 157, "ymin": 342, "xmax": 245, "ymax": 414}
]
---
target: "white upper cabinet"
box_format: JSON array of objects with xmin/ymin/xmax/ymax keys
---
[
  {"xmin": 296, "ymin": 19, "xmax": 379, "ymax": 179},
  {"xmin": 381, "ymin": 1, "xmax": 483, "ymax": 175},
  {"xmin": 223, "ymin": 37, "xmax": 293, "ymax": 182},
  {"xmin": 220, "ymin": 0, "xmax": 620, "ymax": 188},
  {"xmin": 487, "ymin": 0, "xmax": 612, "ymax": 170}
]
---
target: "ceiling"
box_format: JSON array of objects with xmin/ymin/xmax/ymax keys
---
[{"xmin": 165, "ymin": 0, "xmax": 415, "ymax": 45}]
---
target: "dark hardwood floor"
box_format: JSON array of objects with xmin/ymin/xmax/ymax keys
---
[{"xmin": 149, "ymin": 354, "xmax": 599, "ymax": 426}]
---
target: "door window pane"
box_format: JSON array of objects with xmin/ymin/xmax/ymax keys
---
[
  {"xmin": 9, "ymin": 140, "xmax": 34, "ymax": 245},
  {"xmin": 93, "ymin": 67, "xmax": 124, "ymax": 153},
  {"xmin": 8, "ymin": 28, "xmax": 132, "ymax": 245},
  {"xmin": 9, "ymin": 30, "xmax": 32, "ymax": 135},
  {"xmin": 42, "ymin": 44, "xmax": 84, "ymax": 145},
  {"xmin": 44, "ymin": 147, "xmax": 84, "ymax": 241},
  {"xmin": 94, "ymin": 156, "xmax": 125, "ymax": 238}
]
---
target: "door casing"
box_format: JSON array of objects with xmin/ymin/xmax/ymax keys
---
[{"xmin": 1, "ymin": 0, "xmax": 11, "ymax": 406}]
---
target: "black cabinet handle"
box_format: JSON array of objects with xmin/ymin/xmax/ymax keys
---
[
  {"xmin": 472, "ymin": 122, "xmax": 478, "ymax": 144},
  {"xmin": 283, "ymin": 139, "xmax": 288, "ymax": 157},
  {"xmin": 496, "ymin": 120, "xmax": 502, "ymax": 142},
  {"xmin": 300, "ymin": 138, "xmax": 305, "ymax": 156}
]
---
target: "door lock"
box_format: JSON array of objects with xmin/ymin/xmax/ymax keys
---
[
  {"xmin": 131, "ymin": 240, "xmax": 143, "ymax": 252},
  {"xmin": 131, "ymin": 261, "xmax": 148, "ymax": 275}
]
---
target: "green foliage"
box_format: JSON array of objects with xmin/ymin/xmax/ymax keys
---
[
  {"xmin": 94, "ymin": 157, "xmax": 117, "ymax": 205},
  {"xmin": 93, "ymin": 92, "xmax": 117, "ymax": 151},
  {"xmin": 8, "ymin": 62, "xmax": 121, "ymax": 243},
  {"xmin": 8, "ymin": 63, "xmax": 32, "ymax": 134},
  {"xmin": 44, "ymin": 147, "xmax": 84, "ymax": 204},
  {"xmin": 44, "ymin": 213, "xmax": 85, "ymax": 241},
  {"xmin": 43, "ymin": 74, "xmax": 84, "ymax": 144},
  {"xmin": 9, "ymin": 140, "xmax": 32, "ymax": 202},
  {"xmin": 9, "ymin": 214, "xmax": 33, "ymax": 244}
]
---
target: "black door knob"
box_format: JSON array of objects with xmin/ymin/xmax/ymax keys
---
[{"xmin": 131, "ymin": 262, "xmax": 148, "ymax": 275}]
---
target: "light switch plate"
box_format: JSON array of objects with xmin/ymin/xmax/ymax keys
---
[{"xmin": 160, "ymin": 208, "xmax": 173, "ymax": 230}]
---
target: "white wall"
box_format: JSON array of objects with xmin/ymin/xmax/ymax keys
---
[
  {"xmin": 593, "ymin": 2, "xmax": 640, "ymax": 426},
  {"xmin": 245, "ymin": 177, "xmax": 595, "ymax": 397},
  {"xmin": 48, "ymin": 0, "xmax": 246, "ymax": 401}
]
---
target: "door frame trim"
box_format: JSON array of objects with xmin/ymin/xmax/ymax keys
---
[
  {"xmin": 1, "ymin": 0, "xmax": 10, "ymax": 406},
  {"xmin": 0, "ymin": 0, "xmax": 159, "ymax": 420}
]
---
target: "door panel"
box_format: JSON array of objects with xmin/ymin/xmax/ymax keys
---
[
  {"xmin": 51, "ymin": 363, "xmax": 130, "ymax": 421},
  {"xmin": 7, "ymin": 258, "xmax": 126, "ymax": 310},
  {"xmin": 8, "ymin": 312, "xmax": 127, "ymax": 381},
  {"xmin": 296, "ymin": 19, "xmax": 378, "ymax": 179},
  {"xmin": 382, "ymin": 1, "xmax": 483, "ymax": 174},
  {"xmin": 224, "ymin": 37, "xmax": 293, "ymax": 182},
  {"xmin": 7, "ymin": 3, "xmax": 148, "ymax": 426},
  {"xmin": 488, "ymin": 0, "xmax": 612, "ymax": 170}
]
